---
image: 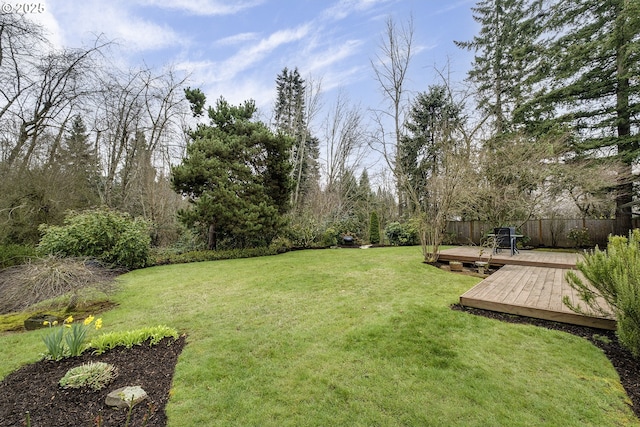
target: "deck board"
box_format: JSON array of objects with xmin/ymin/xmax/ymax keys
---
[
  {"xmin": 448, "ymin": 246, "xmax": 617, "ymax": 330},
  {"xmin": 439, "ymin": 245, "xmax": 582, "ymax": 268}
]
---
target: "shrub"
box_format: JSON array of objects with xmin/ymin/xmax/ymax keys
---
[
  {"xmin": 269, "ymin": 236, "xmax": 293, "ymax": 254},
  {"xmin": 564, "ymin": 229, "xmax": 640, "ymax": 357},
  {"xmin": 59, "ymin": 362, "xmax": 117, "ymax": 390},
  {"xmin": 369, "ymin": 212, "xmax": 380, "ymax": 245},
  {"xmin": 321, "ymin": 227, "xmax": 338, "ymax": 247},
  {"xmin": 0, "ymin": 244, "xmax": 36, "ymax": 268},
  {"xmin": 385, "ymin": 221, "xmax": 419, "ymax": 246},
  {"xmin": 38, "ymin": 209, "xmax": 151, "ymax": 269},
  {"xmin": 284, "ymin": 221, "xmax": 322, "ymax": 248},
  {"xmin": 151, "ymin": 247, "xmax": 278, "ymax": 266},
  {"xmin": 567, "ymin": 227, "xmax": 592, "ymax": 248}
]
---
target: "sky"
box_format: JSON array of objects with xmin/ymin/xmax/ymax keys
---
[
  {"xmin": 30, "ymin": 0, "xmax": 478, "ymax": 112},
  {"xmin": 27, "ymin": 0, "xmax": 480, "ymax": 178}
]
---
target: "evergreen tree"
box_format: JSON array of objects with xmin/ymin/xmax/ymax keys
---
[
  {"xmin": 519, "ymin": 0, "xmax": 640, "ymax": 234},
  {"xmin": 172, "ymin": 94, "xmax": 293, "ymax": 250},
  {"xmin": 369, "ymin": 211, "xmax": 380, "ymax": 245},
  {"xmin": 399, "ymin": 85, "xmax": 462, "ymax": 213},
  {"xmin": 273, "ymin": 67, "xmax": 319, "ymax": 210},
  {"xmin": 57, "ymin": 115, "xmax": 101, "ymax": 208},
  {"xmin": 456, "ymin": 0, "xmax": 543, "ymax": 135},
  {"xmin": 357, "ymin": 169, "xmax": 374, "ymax": 204},
  {"xmin": 274, "ymin": 67, "xmax": 305, "ymax": 136}
]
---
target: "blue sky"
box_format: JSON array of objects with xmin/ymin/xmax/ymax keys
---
[{"xmin": 35, "ymin": 0, "xmax": 479, "ymax": 116}]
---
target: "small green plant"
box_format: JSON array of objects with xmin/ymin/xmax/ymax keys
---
[
  {"xmin": 567, "ymin": 227, "xmax": 592, "ymax": 248},
  {"xmin": 89, "ymin": 325, "xmax": 179, "ymax": 355},
  {"xmin": 592, "ymin": 334, "xmax": 612, "ymax": 345},
  {"xmin": 42, "ymin": 315, "xmax": 103, "ymax": 360},
  {"xmin": 565, "ymin": 229, "xmax": 640, "ymax": 356},
  {"xmin": 66, "ymin": 315, "xmax": 102, "ymax": 357},
  {"xmin": 42, "ymin": 318, "xmax": 66, "ymax": 361},
  {"xmin": 59, "ymin": 362, "xmax": 117, "ymax": 390}
]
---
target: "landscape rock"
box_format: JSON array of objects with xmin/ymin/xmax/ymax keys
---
[
  {"xmin": 24, "ymin": 314, "xmax": 61, "ymax": 330},
  {"xmin": 105, "ymin": 385, "xmax": 148, "ymax": 409}
]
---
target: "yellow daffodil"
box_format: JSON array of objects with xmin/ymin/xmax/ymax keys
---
[
  {"xmin": 43, "ymin": 320, "xmax": 49, "ymax": 326},
  {"xmin": 95, "ymin": 318, "xmax": 103, "ymax": 330},
  {"xmin": 52, "ymin": 320, "xmax": 58, "ymax": 326},
  {"xmin": 65, "ymin": 315, "xmax": 73, "ymax": 324},
  {"xmin": 64, "ymin": 324, "xmax": 71, "ymax": 328},
  {"xmin": 83, "ymin": 315, "xmax": 95, "ymax": 326}
]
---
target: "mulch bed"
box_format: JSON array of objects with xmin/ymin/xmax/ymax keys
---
[
  {"xmin": 452, "ymin": 304, "xmax": 640, "ymax": 418},
  {"xmin": 0, "ymin": 336, "xmax": 186, "ymax": 427}
]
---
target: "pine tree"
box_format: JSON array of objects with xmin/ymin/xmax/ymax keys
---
[
  {"xmin": 173, "ymin": 95, "xmax": 293, "ymax": 250},
  {"xmin": 456, "ymin": 0, "xmax": 543, "ymax": 135},
  {"xmin": 274, "ymin": 67, "xmax": 305, "ymax": 136},
  {"xmin": 399, "ymin": 85, "xmax": 462, "ymax": 213},
  {"xmin": 273, "ymin": 67, "xmax": 319, "ymax": 210},
  {"xmin": 520, "ymin": 0, "xmax": 640, "ymax": 234},
  {"xmin": 57, "ymin": 115, "xmax": 101, "ymax": 208}
]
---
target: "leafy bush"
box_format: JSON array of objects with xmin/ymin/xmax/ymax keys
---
[
  {"xmin": 564, "ymin": 229, "xmax": 640, "ymax": 357},
  {"xmin": 284, "ymin": 221, "xmax": 322, "ymax": 248},
  {"xmin": 59, "ymin": 362, "xmax": 117, "ymax": 390},
  {"xmin": 385, "ymin": 221, "xmax": 419, "ymax": 246},
  {"xmin": 0, "ymin": 244, "xmax": 36, "ymax": 268},
  {"xmin": 567, "ymin": 227, "xmax": 592, "ymax": 248},
  {"xmin": 38, "ymin": 209, "xmax": 151, "ymax": 269},
  {"xmin": 269, "ymin": 236, "xmax": 293, "ymax": 254},
  {"xmin": 321, "ymin": 227, "xmax": 339, "ymax": 247},
  {"xmin": 89, "ymin": 325, "xmax": 179, "ymax": 355}
]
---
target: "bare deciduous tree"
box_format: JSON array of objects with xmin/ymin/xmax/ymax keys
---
[{"xmin": 370, "ymin": 15, "xmax": 414, "ymax": 217}]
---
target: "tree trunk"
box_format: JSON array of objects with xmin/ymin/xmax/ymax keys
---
[
  {"xmin": 208, "ymin": 222, "xmax": 217, "ymax": 250},
  {"xmin": 614, "ymin": 4, "xmax": 634, "ymax": 237}
]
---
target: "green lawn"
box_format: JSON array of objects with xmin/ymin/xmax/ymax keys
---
[{"xmin": 1, "ymin": 246, "xmax": 637, "ymax": 426}]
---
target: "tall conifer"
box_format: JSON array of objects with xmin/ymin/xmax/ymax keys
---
[{"xmin": 520, "ymin": 0, "xmax": 640, "ymax": 234}]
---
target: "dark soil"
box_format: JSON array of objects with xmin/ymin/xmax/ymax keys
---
[
  {"xmin": 0, "ymin": 336, "xmax": 186, "ymax": 427},
  {"xmin": 452, "ymin": 304, "xmax": 640, "ymax": 419}
]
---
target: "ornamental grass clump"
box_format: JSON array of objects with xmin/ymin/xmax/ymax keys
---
[
  {"xmin": 59, "ymin": 362, "xmax": 117, "ymax": 391},
  {"xmin": 564, "ymin": 229, "xmax": 640, "ymax": 357}
]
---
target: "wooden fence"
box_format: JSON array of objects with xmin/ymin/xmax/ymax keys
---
[{"xmin": 445, "ymin": 218, "xmax": 640, "ymax": 248}]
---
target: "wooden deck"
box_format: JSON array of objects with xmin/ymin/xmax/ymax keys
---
[
  {"xmin": 442, "ymin": 247, "xmax": 617, "ymax": 330},
  {"xmin": 439, "ymin": 245, "xmax": 583, "ymax": 269}
]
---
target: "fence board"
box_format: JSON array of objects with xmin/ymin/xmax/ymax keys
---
[{"xmin": 446, "ymin": 218, "xmax": 639, "ymax": 248}]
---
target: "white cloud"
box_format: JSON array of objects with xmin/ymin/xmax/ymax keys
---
[
  {"xmin": 43, "ymin": 0, "xmax": 186, "ymax": 53},
  {"xmin": 305, "ymin": 39, "xmax": 363, "ymax": 73},
  {"xmin": 216, "ymin": 24, "xmax": 311, "ymax": 81},
  {"xmin": 136, "ymin": 0, "xmax": 265, "ymax": 16},
  {"xmin": 215, "ymin": 32, "xmax": 261, "ymax": 46},
  {"xmin": 321, "ymin": 0, "xmax": 392, "ymax": 21}
]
